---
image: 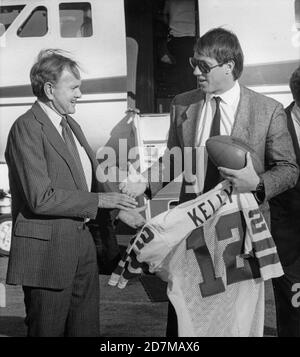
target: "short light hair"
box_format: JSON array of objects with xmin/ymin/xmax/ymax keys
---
[
  {"xmin": 194, "ymin": 27, "xmax": 244, "ymax": 80},
  {"xmin": 289, "ymin": 65, "xmax": 300, "ymax": 106},
  {"xmin": 30, "ymin": 49, "xmax": 81, "ymax": 100}
]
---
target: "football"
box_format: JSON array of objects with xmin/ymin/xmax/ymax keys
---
[{"xmin": 206, "ymin": 135, "xmax": 264, "ymax": 174}]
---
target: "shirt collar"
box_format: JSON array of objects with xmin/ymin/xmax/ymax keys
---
[
  {"xmin": 206, "ymin": 81, "xmax": 240, "ymax": 107},
  {"xmin": 37, "ymin": 100, "xmax": 63, "ymax": 130}
]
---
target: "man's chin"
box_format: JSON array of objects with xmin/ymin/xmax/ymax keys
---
[{"xmin": 198, "ymin": 81, "xmax": 209, "ymax": 92}]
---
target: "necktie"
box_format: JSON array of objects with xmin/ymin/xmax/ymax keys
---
[
  {"xmin": 60, "ymin": 117, "xmax": 89, "ymax": 191},
  {"xmin": 203, "ymin": 96, "xmax": 221, "ymax": 193}
]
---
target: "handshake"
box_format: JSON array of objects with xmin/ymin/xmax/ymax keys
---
[{"xmin": 98, "ymin": 163, "xmax": 148, "ymax": 229}]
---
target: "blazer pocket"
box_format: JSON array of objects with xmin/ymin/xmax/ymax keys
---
[{"xmin": 14, "ymin": 221, "xmax": 52, "ymax": 241}]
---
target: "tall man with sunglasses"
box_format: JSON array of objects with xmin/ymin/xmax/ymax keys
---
[{"xmin": 120, "ymin": 27, "xmax": 299, "ymax": 336}]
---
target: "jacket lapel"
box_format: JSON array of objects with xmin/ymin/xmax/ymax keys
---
[
  {"xmin": 66, "ymin": 116, "xmax": 98, "ymax": 172},
  {"xmin": 31, "ymin": 102, "xmax": 87, "ymax": 190},
  {"xmin": 178, "ymin": 97, "xmax": 205, "ymax": 148},
  {"xmin": 231, "ymin": 86, "xmax": 253, "ymax": 141},
  {"xmin": 66, "ymin": 115, "xmax": 101, "ymax": 192}
]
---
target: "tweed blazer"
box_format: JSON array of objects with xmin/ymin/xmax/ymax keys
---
[
  {"xmin": 149, "ymin": 85, "xmax": 299, "ymax": 226},
  {"xmin": 269, "ymin": 102, "xmax": 300, "ymax": 266},
  {"xmin": 5, "ymin": 101, "xmax": 112, "ymax": 288}
]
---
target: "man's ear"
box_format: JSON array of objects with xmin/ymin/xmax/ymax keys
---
[
  {"xmin": 225, "ymin": 60, "xmax": 235, "ymax": 74},
  {"xmin": 44, "ymin": 82, "xmax": 54, "ymax": 100}
]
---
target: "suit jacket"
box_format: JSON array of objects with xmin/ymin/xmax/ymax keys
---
[
  {"xmin": 149, "ymin": 85, "xmax": 299, "ymax": 227},
  {"xmin": 5, "ymin": 101, "xmax": 114, "ymax": 288},
  {"xmin": 269, "ymin": 102, "xmax": 300, "ymax": 266}
]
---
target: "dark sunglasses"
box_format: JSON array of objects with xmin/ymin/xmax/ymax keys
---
[{"xmin": 189, "ymin": 57, "xmax": 225, "ymax": 74}]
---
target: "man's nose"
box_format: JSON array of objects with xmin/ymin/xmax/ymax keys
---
[
  {"xmin": 193, "ymin": 65, "xmax": 202, "ymax": 76},
  {"xmin": 76, "ymin": 88, "xmax": 82, "ymax": 98}
]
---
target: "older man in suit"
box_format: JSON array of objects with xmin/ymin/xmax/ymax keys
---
[
  {"xmin": 270, "ymin": 65, "xmax": 300, "ymax": 337},
  {"xmin": 5, "ymin": 49, "xmax": 139, "ymax": 337},
  {"xmin": 120, "ymin": 28, "xmax": 299, "ymax": 336}
]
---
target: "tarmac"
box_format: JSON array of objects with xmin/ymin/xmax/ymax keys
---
[{"xmin": 0, "ymin": 235, "xmax": 277, "ymax": 338}]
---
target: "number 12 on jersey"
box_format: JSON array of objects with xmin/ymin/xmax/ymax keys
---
[{"xmin": 186, "ymin": 209, "xmax": 263, "ymax": 297}]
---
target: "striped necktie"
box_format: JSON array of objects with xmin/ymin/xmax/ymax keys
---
[
  {"xmin": 203, "ymin": 96, "xmax": 222, "ymax": 193},
  {"xmin": 60, "ymin": 116, "xmax": 88, "ymax": 191}
]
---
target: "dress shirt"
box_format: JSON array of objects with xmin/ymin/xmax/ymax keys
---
[
  {"xmin": 164, "ymin": 0, "xmax": 195, "ymax": 37},
  {"xmin": 192, "ymin": 81, "xmax": 240, "ymax": 194},
  {"xmin": 38, "ymin": 100, "xmax": 92, "ymax": 191}
]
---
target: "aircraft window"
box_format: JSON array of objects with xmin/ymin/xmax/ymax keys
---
[
  {"xmin": 17, "ymin": 6, "xmax": 48, "ymax": 37},
  {"xmin": 0, "ymin": 5, "xmax": 25, "ymax": 36},
  {"xmin": 59, "ymin": 2, "xmax": 93, "ymax": 38}
]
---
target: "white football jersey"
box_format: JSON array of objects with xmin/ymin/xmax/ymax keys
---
[{"xmin": 109, "ymin": 181, "xmax": 283, "ymax": 336}]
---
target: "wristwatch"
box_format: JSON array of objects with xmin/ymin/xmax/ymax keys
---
[{"xmin": 253, "ymin": 177, "xmax": 265, "ymax": 204}]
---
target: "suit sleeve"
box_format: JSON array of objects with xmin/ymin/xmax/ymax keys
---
[
  {"xmin": 6, "ymin": 119, "xmax": 99, "ymax": 219},
  {"xmin": 262, "ymin": 104, "xmax": 299, "ymax": 200}
]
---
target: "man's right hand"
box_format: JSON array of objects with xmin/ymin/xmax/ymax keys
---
[
  {"xmin": 117, "ymin": 206, "xmax": 147, "ymax": 229},
  {"xmin": 98, "ymin": 192, "xmax": 138, "ymax": 210},
  {"xmin": 119, "ymin": 162, "xmax": 148, "ymax": 198}
]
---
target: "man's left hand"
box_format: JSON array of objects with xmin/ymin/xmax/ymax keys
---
[{"xmin": 218, "ymin": 152, "xmax": 260, "ymax": 192}]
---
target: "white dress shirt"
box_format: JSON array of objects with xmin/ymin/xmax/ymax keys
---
[
  {"xmin": 190, "ymin": 81, "xmax": 241, "ymax": 194},
  {"xmin": 38, "ymin": 100, "xmax": 92, "ymax": 191},
  {"xmin": 164, "ymin": 0, "xmax": 196, "ymax": 37}
]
